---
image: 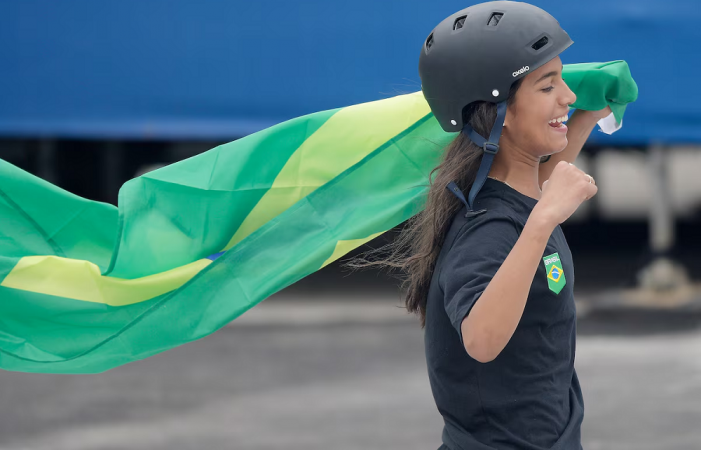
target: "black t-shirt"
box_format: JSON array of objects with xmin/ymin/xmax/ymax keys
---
[{"xmin": 425, "ymin": 177, "xmax": 584, "ymax": 450}]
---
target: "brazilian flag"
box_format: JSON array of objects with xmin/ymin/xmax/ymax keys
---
[{"xmin": 0, "ymin": 61, "xmax": 637, "ymax": 373}]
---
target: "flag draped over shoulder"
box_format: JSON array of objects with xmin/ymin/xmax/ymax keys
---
[{"xmin": 0, "ymin": 61, "xmax": 637, "ymax": 374}]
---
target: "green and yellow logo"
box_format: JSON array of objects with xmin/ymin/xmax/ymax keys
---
[{"xmin": 543, "ymin": 252, "xmax": 566, "ymax": 294}]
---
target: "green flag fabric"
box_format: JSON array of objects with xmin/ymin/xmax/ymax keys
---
[
  {"xmin": 0, "ymin": 60, "xmax": 637, "ymax": 374},
  {"xmin": 561, "ymin": 60, "xmax": 639, "ymax": 133}
]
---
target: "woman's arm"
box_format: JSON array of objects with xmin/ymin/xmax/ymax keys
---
[{"xmin": 462, "ymin": 208, "xmax": 556, "ymax": 363}]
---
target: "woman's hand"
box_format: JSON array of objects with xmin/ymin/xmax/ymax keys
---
[
  {"xmin": 533, "ymin": 161, "xmax": 598, "ymax": 227},
  {"xmin": 586, "ymin": 105, "xmax": 612, "ymax": 121}
]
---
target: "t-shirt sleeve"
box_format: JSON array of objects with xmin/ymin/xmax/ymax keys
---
[{"xmin": 439, "ymin": 212, "xmax": 521, "ymax": 346}]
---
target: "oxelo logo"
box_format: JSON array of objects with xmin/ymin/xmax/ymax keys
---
[{"xmin": 512, "ymin": 66, "xmax": 530, "ymax": 77}]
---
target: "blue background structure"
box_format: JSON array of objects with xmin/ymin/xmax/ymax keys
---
[{"xmin": 0, "ymin": 0, "xmax": 693, "ymax": 144}]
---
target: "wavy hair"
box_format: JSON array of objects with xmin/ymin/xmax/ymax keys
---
[{"xmin": 341, "ymin": 77, "xmax": 542, "ymax": 327}]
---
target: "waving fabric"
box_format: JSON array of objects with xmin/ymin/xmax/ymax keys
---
[{"xmin": 0, "ymin": 61, "xmax": 637, "ymax": 373}]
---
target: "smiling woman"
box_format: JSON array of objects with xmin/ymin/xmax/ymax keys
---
[{"xmin": 344, "ymin": 2, "xmax": 592, "ymax": 450}]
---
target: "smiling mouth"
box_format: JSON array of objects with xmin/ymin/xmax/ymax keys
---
[{"xmin": 548, "ymin": 113, "xmax": 569, "ymax": 128}]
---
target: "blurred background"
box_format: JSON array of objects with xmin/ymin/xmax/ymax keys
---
[{"xmin": 1, "ymin": 0, "xmax": 701, "ymax": 449}]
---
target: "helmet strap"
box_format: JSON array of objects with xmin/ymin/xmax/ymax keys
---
[{"xmin": 461, "ymin": 100, "xmax": 508, "ymax": 212}]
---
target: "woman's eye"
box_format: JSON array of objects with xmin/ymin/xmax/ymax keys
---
[{"xmin": 542, "ymin": 77, "xmax": 565, "ymax": 93}]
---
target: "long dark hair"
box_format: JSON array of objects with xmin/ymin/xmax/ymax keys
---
[{"xmin": 341, "ymin": 77, "xmax": 529, "ymax": 328}]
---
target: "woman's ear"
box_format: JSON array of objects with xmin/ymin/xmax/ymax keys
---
[{"xmin": 502, "ymin": 109, "xmax": 511, "ymax": 128}]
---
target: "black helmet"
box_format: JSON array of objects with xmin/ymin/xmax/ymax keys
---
[
  {"xmin": 418, "ymin": 1, "xmax": 573, "ymax": 215},
  {"xmin": 419, "ymin": 1, "xmax": 573, "ymax": 132}
]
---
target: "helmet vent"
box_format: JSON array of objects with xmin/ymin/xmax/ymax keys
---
[
  {"xmin": 487, "ymin": 12, "xmax": 503, "ymax": 26},
  {"xmin": 425, "ymin": 33, "xmax": 434, "ymax": 52},
  {"xmin": 453, "ymin": 15, "xmax": 467, "ymax": 31},
  {"xmin": 532, "ymin": 36, "xmax": 549, "ymax": 51}
]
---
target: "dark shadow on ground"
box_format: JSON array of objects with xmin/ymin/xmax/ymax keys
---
[{"xmin": 577, "ymin": 307, "xmax": 701, "ymax": 336}]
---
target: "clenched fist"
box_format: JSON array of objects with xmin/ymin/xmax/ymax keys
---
[{"xmin": 535, "ymin": 161, "xmax": 598, "ymax": 227}]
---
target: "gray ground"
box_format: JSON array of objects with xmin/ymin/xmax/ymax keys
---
[{"xmin": 2, "ymin": 291, "xmax": 701, "ymax": 450}]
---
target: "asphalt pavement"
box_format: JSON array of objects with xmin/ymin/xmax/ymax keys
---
[{"xmin": 2, "ymin": 291, "xmax": 701, "ymax": 449}]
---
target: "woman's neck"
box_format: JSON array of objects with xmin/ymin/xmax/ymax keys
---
[{"xmin": 487, "ymin": 166, "xmax": 542, "ymax": 201}]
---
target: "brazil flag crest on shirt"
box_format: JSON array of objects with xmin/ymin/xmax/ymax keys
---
[{"xmin": 543, "ymin": 252, "xmax": 566, "ymax": 294}]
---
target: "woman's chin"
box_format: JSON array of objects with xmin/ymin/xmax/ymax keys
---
[
  {"xmin": 541, "ymin": 144, "xmax": 566, "ymax": 159},
  {"xmin": 552, "ymin": 139, "xmax": 568, "ymax": 153}
]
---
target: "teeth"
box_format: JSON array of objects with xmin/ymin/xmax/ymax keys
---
[{"xmin": 548, "ymin": 114, "xmax": 568, "ymax": 124}]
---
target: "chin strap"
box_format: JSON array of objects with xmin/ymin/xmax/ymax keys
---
[{"xmin": 446, "ymin": 100, "xmax": 509, "ymax": 218}]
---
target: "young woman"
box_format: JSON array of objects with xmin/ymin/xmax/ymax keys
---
[{"xmin": 346, "ymin": 1, "xmax": 606, "ymax": 449}]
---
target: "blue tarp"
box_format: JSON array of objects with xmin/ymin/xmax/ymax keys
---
[{"xmin": 0, "ymin": 0, "xmax": 696, "ymax": 144}]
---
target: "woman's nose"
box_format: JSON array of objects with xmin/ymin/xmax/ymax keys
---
[{"xmin": 565, "ymin": 84, "xmax": 577, "ymax": 105}]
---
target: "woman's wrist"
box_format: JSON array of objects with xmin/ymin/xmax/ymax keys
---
[{"xmin": 527, "ymin": 205, "xmax": 558, "ymax": 236}]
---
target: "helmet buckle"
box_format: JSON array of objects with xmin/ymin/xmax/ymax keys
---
[{"xmin": 482, "ymin": 142, "xmax": 499, "ymax": 155}]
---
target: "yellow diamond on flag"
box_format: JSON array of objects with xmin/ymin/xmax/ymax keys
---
[{"xmin": 548, "ymin": 265, "xmax": 563, "ymax": 282}]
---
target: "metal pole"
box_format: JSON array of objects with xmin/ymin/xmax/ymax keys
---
[
  {"xmin": 37, "ymin": 139, "xmax": 57, "ymax": 184},
  {"xmin": 103, "ymin": 141, "xmax": 123, "ymax": 205},
  {"xmin": 648, "ymin": 143, "xmax": 673, "ymax": 253},
  {"xmin": 636, "ymin": 143, "xmax": 690, "ymax": 292}
]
